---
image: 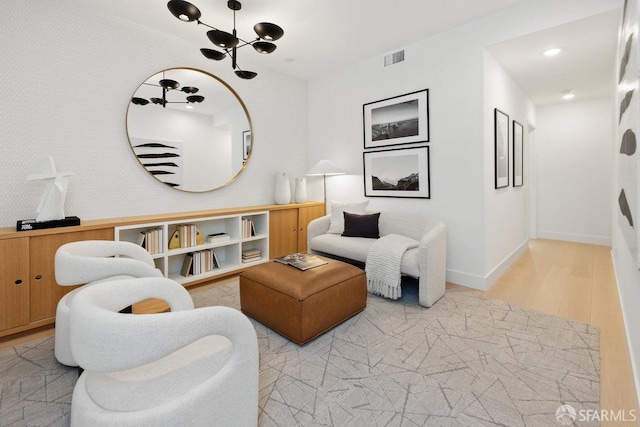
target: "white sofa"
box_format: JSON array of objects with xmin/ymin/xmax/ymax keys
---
[{"xmin": 308, "ymin": 211, "xmax": 447, "ymax": 307}]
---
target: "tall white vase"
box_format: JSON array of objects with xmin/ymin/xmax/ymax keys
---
[
  {"xmin": 294, "ymin": 178, "xmax": 307, "ymax": 203},
  {"xmin": 274, "ymin": 172, "xmax": 291, "ymax": 204}
]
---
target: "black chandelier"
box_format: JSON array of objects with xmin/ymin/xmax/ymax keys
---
[
  {"xmin": 131, "ymin": 77, "xmax": 204, "ymax": 108},
  {"xmin": 167, "ymin": 0, "xmax": 284, "ymax": 80}
]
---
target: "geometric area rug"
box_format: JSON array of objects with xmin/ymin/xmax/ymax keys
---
[
  {"xmin": 194, "ymin": 280, "xmax": 600, "ymax": 427},
  {"xmin": 0, "ymin": 280, "xmax": 599, "ymax": 426}
]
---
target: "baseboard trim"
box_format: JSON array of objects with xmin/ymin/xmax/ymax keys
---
[
  {"xmin": 446, "ymin": 240, "xmax": 529, "ymax": 291},
  {"xmin": 610, "ymin": 249, "xmax": 640, "ymax": 412},
  {"xmin": 446, "ymin": 269, "xmax": 486, "ymax": 290},
  {"xmin": 485, "ymin": 240, "xmax": 529, "ymax": 287},
  {"xmin": 537, "ymin": 230, "xmax": 611, "ymax": 246}
]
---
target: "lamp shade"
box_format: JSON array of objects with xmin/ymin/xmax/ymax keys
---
[
  {"xmin": 306, "ymin": 160, "xmax": 345, "ymax": 176},
  {"xmin": 167, "ymin": 0, "xmax": 201, "ymax": 22},
  {"xmin": 200, "ymin": 48, "xmax": 226, "ymax": 61},
  {"xmin": 254, "ymin": 22, "xmax": 284, "ymax": 41},
  {"xmin": 207, "ymin": 29, "xmax": 239, "ymax": 49}
]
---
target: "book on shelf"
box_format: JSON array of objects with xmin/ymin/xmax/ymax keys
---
[
  {"xmin": 242, "ymin": 248, "xmax": 261, "ymax": 263},
  {"xmin": 138, "ymin": 227, "xmax": 162, "ymax": 255},
  {"xmin": 136, "ymin": 231, "xmax": 146, "ymax": 247},
  {"xmin": 212, "ymin": 250, "xmax": 221, "ymax": 269},
  {"xmin": 181, "ymin": 253, "xmax": 193, "ymax": 277},
  {"xmin": 207, "ymin": 232, "xmax": 230, "ymax": 243},
  {"xmin": 182, "ymin": 249, "xmax": 221, "ymax": 277},
  {"xmin": 242, "ymin": 219, "xmax": 257, "ymax": 238},
  {"xmin": 242, "ymin": 248, "xmax": 261, "ymax": 257},
  {"xmin": 168, "ymin": 224, "xmax": 204, "ymax": 249},
  {"xmin": 273, "ymin": 253, "xmax": 328, "ymax": 271}
]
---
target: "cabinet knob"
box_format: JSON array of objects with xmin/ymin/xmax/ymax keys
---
[
  {"xmin": 14, "ymin": 279, "xmax": 22, "ymax": 285},
  {"xmin": 35, "ymin": 275, "xmax": 43, "ymax": 281}
]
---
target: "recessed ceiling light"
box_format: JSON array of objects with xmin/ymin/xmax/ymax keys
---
[
  {"xmin": 543, "ymin": 48, "xmax": 562, "ymax": 57},
  {"xmin": 562, "ymin": 90, "xmax": 575, "ymax": 100}
]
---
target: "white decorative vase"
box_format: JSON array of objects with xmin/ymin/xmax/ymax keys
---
[
  {"xmin": 294, "ymin": 178, "xmax": 307, "ymax": 203},
  {"xmin": 274, "ymin": 172, "xmax": 291, "ymax": 204}
]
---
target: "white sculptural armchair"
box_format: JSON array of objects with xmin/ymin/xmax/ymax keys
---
[
  {"xmin": 54, "ymin": 240, "xmax": 163, "ymax": 366},
  {"xmin": 69, "ymin": 277, "xmax": 259, "ymax": 427}
]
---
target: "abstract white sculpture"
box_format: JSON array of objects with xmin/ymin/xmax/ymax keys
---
[{"xmin": 26, "ymin": 157, "xmax": 73, "ymax": 222}]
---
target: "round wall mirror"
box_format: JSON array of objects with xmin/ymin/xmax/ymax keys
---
[{"xmin": 126, "ymin": 67, "xmax": 252, "ymax": 192}]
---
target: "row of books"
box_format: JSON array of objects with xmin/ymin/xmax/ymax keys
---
[
  {"xmin": 242, "ymin": 248, "xmax": 261, "ymax": 263},
  {"xmin": 136, "ymin": 227, "xmax": 163, "ymax": 254},
  {"xmin": 170, "ymin": 224, "xmax": 201, "ymax": 249},
  {"xmin": 242, "ymin": 219, "xmax": 257, "ymax": 238},
  {"xmin": 181, "ymin": 249, "xmax": 221, "ymax": 277}
]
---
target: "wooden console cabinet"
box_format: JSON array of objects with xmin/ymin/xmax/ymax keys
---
[
  {"xmin": 269, "ymin": 204, "xmax": 325, "ymax": 258},
  {"xmin": 0, "ymin": 202, "xmax": 324, "ymax": 339},
  {"xmin": 0, "ymin": 227, "xmax": 113, "ymax": 337}
]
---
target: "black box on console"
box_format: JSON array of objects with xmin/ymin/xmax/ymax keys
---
[{"xmin": 17, "ymin": 216, "xmax": 81, "ymax": 232}]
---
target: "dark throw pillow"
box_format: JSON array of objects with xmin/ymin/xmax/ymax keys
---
[{"xmin": 341, "ymin": 212, "xmax": 380, "ymax": 238}]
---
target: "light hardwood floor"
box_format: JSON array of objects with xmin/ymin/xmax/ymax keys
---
[{"xmin": 448, "ymin": 239, "xmax": 640, "ymax": 426}]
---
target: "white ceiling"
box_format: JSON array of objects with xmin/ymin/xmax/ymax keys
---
[
  {"xmin": 487, "ymin": 9, "xmax": 622, "ymax": 106},
  {"xmin": 84, "ymin": 0, "xmax": 622, "ymax": 106}
]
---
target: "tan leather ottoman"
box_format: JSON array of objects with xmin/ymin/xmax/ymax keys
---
[{"xmin": 239, "ymin": 258, "xmax": 366, "ymax": 345}]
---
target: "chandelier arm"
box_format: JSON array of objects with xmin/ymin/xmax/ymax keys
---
[
  {"xmin": 234, "ymin": 38, "xmax": 260, "ymax": 49},
  {"xmin": 196, "ymin": 20, "xmax": 219, "ymax": 31}
]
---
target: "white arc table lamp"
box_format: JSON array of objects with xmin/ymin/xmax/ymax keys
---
[{"xmin": 306, "ymin": 159, "xmax": 345, "ymax": 213}]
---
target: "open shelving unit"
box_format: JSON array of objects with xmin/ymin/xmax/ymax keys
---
[{"xmin": 115, "ymin": 211, "xmax": 269, "ymax": 285}]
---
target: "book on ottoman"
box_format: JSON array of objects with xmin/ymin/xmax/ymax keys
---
[{"xmin": 273, "ymin": 253, "xmax": 328, "ymax": 271}]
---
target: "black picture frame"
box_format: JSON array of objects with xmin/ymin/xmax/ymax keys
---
[
  {"xmin": 494, "ymin": 108, "xmax": 509, "ymax": 189},
  {"xmin": 242, "ymin": 130, "xmax": 251, "ymax": 161},
  {"xmin": 512, "ymin": 120, "xmax": 523, "ymax": 187},
  {"xmin": 363, "ymin": 146, "xmax": 430, "ymax": 198},
  {"xmin": 363, "ymin": 89, "xmax": 429, "ymax": 149}
]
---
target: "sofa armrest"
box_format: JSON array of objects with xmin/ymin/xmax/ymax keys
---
[
  {"xmin": 307, "ymin": 215, "xmax": 331, "ymax": 253},
  {"xmin": 417, "ymin": 221, "xmax": 447, "ymax": 307}
]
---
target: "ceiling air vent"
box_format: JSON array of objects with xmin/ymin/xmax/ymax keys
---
[{"xmin": 384, "ymin": 50, "xmax": 405, "ymax": 67}]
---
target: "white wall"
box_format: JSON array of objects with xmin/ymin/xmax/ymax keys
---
[
  {"xmin": 535, "ymin": 98, "xmax": 614, "ymax": 245},
  {"xmin": 483, "ymin": 52, "xmax": 535, "ymax": 284},
  {"xmin": 612, "ymin": 0, "xmax": 640, "ymax": 403},
  {"xmin": 308, "ymin": 0, "xmax": 618, "ymax": 289},
  {"xmin": 0, "ymin": 0, "xmax": 308, "ymax": 226}
]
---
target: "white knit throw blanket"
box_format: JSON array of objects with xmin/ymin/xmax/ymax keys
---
[{"xmin": 365, "ymin": 234, "xmax": 418, "ymax": 300}]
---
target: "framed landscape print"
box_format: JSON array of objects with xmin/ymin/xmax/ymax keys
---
[
  {"xmin": 512, "ymin": 120, "xmax": 523, "ymax": 187},
  {"xmin": 242, "ymin": 130, "xmax": 251, "ymax": 161},
  {"xmin": 494, "ymin": 108, "xmax": 509, "ymax": 189},
  {"xmin": 363, "ymin": 89, "xmax": 429, "ymax": 149},
  {"xmin": 363, "ymin": 146, "xmax": 430, "ymax": 198}
]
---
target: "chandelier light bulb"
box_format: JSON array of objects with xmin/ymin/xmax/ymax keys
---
[{"xmin": 542, "ymin": 47, "xmax": 562, "ymax": 57}]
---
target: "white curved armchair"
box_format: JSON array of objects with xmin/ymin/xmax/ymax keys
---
[
  {"xmin": 69, "ymin": 277, "xmax": 259, "ymax": 427},
  {"xmin": 54, "ymin": 240, "xmax": 163, "ymax": 366}
]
